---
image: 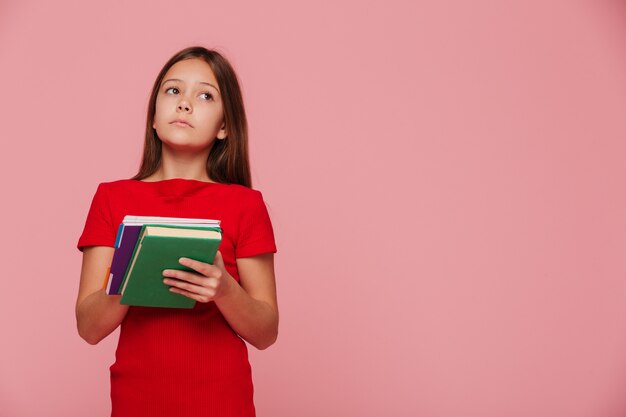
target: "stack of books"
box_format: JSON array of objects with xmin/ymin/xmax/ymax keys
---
[{"xmin": 105, "ymin": 215, "xmax": 222, "ymax": 308}]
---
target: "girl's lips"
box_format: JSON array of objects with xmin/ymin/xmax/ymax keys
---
[{"xmin": 171, "ymin": 120, "xmax": 192, "ymax": 127}]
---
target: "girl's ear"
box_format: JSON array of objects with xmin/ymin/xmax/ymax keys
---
[{"xmin": 217, "ymin": 123, "xmax": 227, "ymax": 140}]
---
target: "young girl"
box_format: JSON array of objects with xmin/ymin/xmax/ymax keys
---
[{"xmin": 76, "ymin": 47, "xmax": 278, "ymax": 417}]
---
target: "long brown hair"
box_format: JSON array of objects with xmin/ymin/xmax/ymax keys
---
[{"xmin": 132, "ymin": 46, "xmax": 251, "ymax": 187}]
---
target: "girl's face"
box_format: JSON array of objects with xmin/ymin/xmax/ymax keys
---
[{"xmin": 153, "ymin": 58, "xmax": 227, "ymax": 152}]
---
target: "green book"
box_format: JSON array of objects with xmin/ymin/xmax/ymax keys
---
[{"xmin": 119, "ymin": 225, "xmax": 222, "ymax": 308}]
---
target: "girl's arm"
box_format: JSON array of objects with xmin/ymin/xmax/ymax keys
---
[
  {"xmin": 163, "ymin": 252, "xmax": 278, "ymax": 350},
  {"xmin": 76, "ymin": 246, "xmax": 130, "ymax": 345}
]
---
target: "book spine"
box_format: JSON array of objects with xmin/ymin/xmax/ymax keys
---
[
  {"xmin": 108, "ymin": 225, "xmax": 143, "ymax": 294},
  {"xmin": 118, "ymin": 225, "xmax": 148, "ymax": 295},
  {"xmin": 113, "ymin": 223, "xmax": 124, "ymax": 248},
  {"xmin": 102, "ymin": 266, "xmax": 111, "ymax": 290},
  {"xmin": 106, "ymin": 224, "xmax": 124, "ymax": 294}
]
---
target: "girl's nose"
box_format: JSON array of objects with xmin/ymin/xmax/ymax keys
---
[{"xmin": 177, "ymin": 100, "xmax": 192, "ymax": 113}]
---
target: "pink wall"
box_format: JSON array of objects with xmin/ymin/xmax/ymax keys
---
[{"xmin": 2, "ymin": 0, "xmax": 626, "ymax": 416}]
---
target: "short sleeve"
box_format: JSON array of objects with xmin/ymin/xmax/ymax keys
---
[
  {"xmin": 77, "ymin": 183, "xmax": 116, "ymax": 251},
  {"xmin": 235, "ymin": 190, "xmax": 277, "ymax": 258}
]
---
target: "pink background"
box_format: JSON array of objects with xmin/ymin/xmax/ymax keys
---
[{"xmin": 1, "ymin": 0, "xmax": 626, "ymax": 416}]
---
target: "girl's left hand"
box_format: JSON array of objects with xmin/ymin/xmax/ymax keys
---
[{"xmin": 162, "ymin": 251, "xmax": 234, "ymax": 303}]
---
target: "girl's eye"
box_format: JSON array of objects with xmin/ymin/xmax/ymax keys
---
[
  {"xmin": 199, "ymin": 92, "xmax": 213, "ymax": 101},
  {"xmin": 165, "ymin": 87, "xmax": 179, "ymax": 94}
]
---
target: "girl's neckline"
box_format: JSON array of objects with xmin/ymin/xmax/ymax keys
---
[{"xmin": 133, "ymin": 178, "xmax": 219, "ymax": 184}]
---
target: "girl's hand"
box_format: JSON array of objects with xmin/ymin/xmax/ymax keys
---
[{"xmin": 162, "ymin": 251, "xmax": 234, "ymax": 303}]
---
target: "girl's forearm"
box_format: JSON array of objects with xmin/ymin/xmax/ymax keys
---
[
  {"xmin": 214, "ymin": 277, "xmax": 278, "ymax": 350},
  {"xmin": 76, "ymin": 289, "xmax": 129, "ymax": 345}
]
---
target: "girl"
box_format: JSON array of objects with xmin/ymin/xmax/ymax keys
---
[{"xmin": 76, "ymin": 47, "xmax": 278, "ymax": 417}]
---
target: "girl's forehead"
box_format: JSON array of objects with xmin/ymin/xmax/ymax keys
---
[{"xmin": 164, "ymin": 58, "xmax": 218, "ymax": 84}]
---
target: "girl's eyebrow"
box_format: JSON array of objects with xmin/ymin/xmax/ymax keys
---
[{"xmin": 162, "ymin": 78, "xmax": 220, "ymax": 94}]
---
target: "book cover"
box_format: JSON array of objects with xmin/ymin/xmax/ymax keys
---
[{"xmin": 119, "ymin": 225, "xmax": 222, "ymax": 308}]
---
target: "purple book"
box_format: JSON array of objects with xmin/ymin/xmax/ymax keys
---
[{"xmin": 107, "ymin": 225, "xmax": 143, "ymax": 295}]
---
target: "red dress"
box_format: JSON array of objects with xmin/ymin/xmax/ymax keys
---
[{"xmin": 77, "ymin": 179, "xmax": 277, "ymax": 417}]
